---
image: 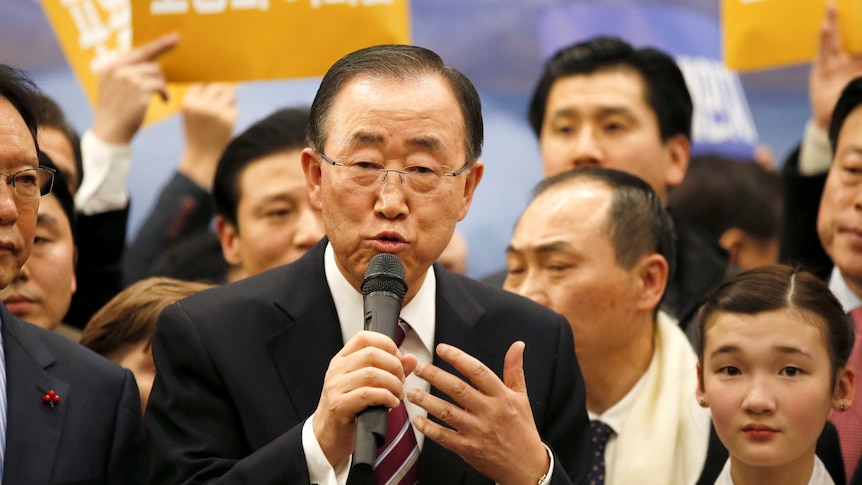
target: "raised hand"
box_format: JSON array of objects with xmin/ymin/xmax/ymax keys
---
[
  {"xmin": 408, "ymin": 341, "xmax": 550, "ymax": 485},
  {"xmin": 811, "ymin": 2, "xmax": 862, "ymax": 130},
  {"xmin": 92, "ymin": 33, "xmax": 179, "ymax": 145},
  {"xmin": 178, "ymin": 83, "xmax": 238, "ymax": 189}
]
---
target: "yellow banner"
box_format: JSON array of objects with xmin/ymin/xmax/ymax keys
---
[
  {"xmin": 39, "ymin": 0, "xmax": 184, "ymax": 124},
  {"xmin": 131, "ymin": 0, "xmax": 411, "ymax": 82},
  {"xmin": 723, "ymin": 0, "xmax": 862, "ymax": 71}
]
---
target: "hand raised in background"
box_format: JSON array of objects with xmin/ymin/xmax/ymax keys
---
[
  {"xmin": 92, "ymin": 33, "xmax": 179, "ymax": 145},
  {"xmin": 810, "ymin": 2, "xmax": 862, "ymax": 131},
  {"xmin": 178, "ymin": 83, "xmax": 238, "ymax": 189}
]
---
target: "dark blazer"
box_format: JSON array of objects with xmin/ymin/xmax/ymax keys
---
[
  {"xmin": 123, "ymin": 173, "xmax": 213, "ymax": 287},
  {"xmin": 146, "ymin": 239, "xmax": 591, "ymax": 484},
  {"xmin": 2, "ymin": 304, "xmax": 145, "ymax": 484},
  {"xmin": 65, "ymin": 206, "xmax": 128, "ymax": 329},
  {"xmin": 779, "ymin": 146, "xmax": 833, "ymax": 280},
  {"xmin": 851, "ymin": 453, "xmax": 862, "ymax": 485}
]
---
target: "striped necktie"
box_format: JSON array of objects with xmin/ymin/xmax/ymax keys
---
[{"xmin": 374, "ymin": 320, "xmax": 420, "ymax": 485}]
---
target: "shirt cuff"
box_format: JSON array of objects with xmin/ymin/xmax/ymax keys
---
[
  {"xmin": 798, "ymin": 120, "xmax": 833, "ymax": 176},
  {"xmin": 302, "ymin": 413, "xmax": 351, "ymax": 485},
  {"xmin": 76, "ymin": 130, "xmax": 132, "ymax": 214},
  {"xmin": 537, "ymin": 443, "xmax": 554, "ymax": 485}
]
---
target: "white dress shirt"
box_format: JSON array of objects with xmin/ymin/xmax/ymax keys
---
[{"xmin": 303, "ymin": 244, "xmax": 435, "ymax": 484}]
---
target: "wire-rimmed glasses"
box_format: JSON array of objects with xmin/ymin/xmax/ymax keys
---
[
  {"xmin": 0, "ymin": 167, "xmax": 56, "ymax": 199},
  {"xmin": 318, "ymin": 152, "xmax": 469, "ymax": 195}
]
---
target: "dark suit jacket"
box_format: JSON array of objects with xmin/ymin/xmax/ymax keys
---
[
  {"xmin": 852, "ymin": 454, "xmax": 862, "ymax": 485},
  {"xmin": 123, "ymin": 173, "xmax": 213, "ymax": 287},
  {"xmin": 2, "ymin": 304, "xmax": 145, "ymax": 484},
  {"xmin": 146, "ymin": 239, "xmax": 591, "ymax": 484},
  {"xmin": 779, "ymin": 146, "xmax": 833, "ymax": 280},
  {"xmin": 65, "ymin": 206, "xmax": 128, "ymax": 329}
]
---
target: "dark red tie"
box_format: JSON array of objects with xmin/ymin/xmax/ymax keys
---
[
  {"xmin": 829, "ymin": 307, "xmax": 862, "ymax": 480},
  {"xmin": 374, "ymin": 321, "xmax": 420, "ymax": 485}
]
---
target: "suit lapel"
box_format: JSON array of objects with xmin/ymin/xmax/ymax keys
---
[
  {"xmin": 268, "ymin": 239, "xmax": 345, "ymax": 419},
  {"xmin": 2, "ymin": 309, "xmax": 68, "ymax": 484},
  {"xmin": 419, "ymin": 266, "xmax": 496, "ymax": 485}
]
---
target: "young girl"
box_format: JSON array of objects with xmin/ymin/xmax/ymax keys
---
[{"xmin": 695, "ymin": 265, "xmax": 855, "ymax": 485}]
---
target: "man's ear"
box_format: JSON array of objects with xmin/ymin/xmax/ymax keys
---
[
  {"xmin": 663, "ymin": 134, "xmax": 690, "ymax": 192},
  {"xmin": 302, "ymin": 148, "xmax": 324, "ymax": 211},
  {"xmin": 215, "ymin": 215, "xmax": 242, "ymax": 266},
  {"xmin": 718, "ymin": 227, "xmax": 745, "ymax": 267},
  {"xmin": 456, "ymin": 161, "xmax": 484, "ymax": 222},
  {"xmin": 633, "ymin": 254, "xmax": 669, "ymax": 313}
]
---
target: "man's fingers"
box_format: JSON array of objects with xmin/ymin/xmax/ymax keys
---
[
  {"xmin": 818, "ymin": 2, "xmax": 841, "ymax": 60},
  {"xmin": 124, "ymin": 32, "xmax": 179, "ymax": 65},
  {"xmin": 410, "ymin": 414, "xmax": 463, "ymax": 450},
  {"xmin": 502, "ymin": 341, "xmax": 527, "ymax": 393},
  {"xmin": 406, "ymin": 388, "xmax": 471, "ymax": 429},
  {"xmin": 432, "ymin": 343, "xmax": 505, "ymax": 397}
]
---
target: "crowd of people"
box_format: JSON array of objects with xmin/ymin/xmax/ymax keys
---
[{"xmin": 0, "ymin": 3, "xmax": 860, "ymax": 484}]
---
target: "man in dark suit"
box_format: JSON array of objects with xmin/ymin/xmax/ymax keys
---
[
  {"xmin": 145, "ymin": 44, "xmax": 591, "ymax": 484},
  {"xmin": 0, "ymin": 64, "xmax": 145, "ymax": 483}
]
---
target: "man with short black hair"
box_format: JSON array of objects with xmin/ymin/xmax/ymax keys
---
[
  {"xmin": 0, "ymin": 63, "xmax": 144, "ymax": 483},
  {"xmin": 526, "ymin": 36, "xmax": 728, "ymax": 330},
  {"xmin": 146, "ymin": 44, "xmax": 591, "ymax": 484}
]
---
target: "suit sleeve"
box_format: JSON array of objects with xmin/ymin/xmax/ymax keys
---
[
  {"xmin": 779, "ymin": 146, "xmax": 832, "ymax": 280},
  {"xmin": 64, "ymin": 206, "xmax": 128, "ymax": 329},
  {"xmin": 146, "ymin": 302, "xmax": 313, "ymax": 485},
  {"xmin": 107, "ymin": 369, "xmax": 147, "ymax": 484},
  {"xmin": 123, "ymin": 172, "xmax": 213, "ymax": 286},
  {"xmin": 541, "ymin": 315, "xmax": 591, "ymax": 485}
]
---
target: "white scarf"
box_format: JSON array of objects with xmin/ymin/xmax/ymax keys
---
[{"xmin": 607, "ymin": 313, "xmax": 712, "ymax": 485}]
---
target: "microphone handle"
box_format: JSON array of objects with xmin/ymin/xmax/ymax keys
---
[{"xmin": 352, "ymin": 291, "xmax": 404, "ymax": 473}]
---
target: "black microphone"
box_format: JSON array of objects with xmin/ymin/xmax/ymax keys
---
[{"xmin": 351, "ymin": 253, "xmax": 408, "ymax": 477}]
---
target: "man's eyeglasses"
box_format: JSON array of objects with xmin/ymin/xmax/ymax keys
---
[
  {"xmin": 319, "ymin": 153, "xmax": 469, "ymax": 195},
  {"xmin": 0, "ymin": 167, "xmax": 56, "ymax": 199}
]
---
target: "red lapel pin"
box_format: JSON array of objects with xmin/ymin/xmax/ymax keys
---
[{"xmin": 42, "ymin": 390, "xmax": 60, "ymax": 408}]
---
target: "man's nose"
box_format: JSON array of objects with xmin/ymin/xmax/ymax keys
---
[
  {"xmin": 569, "ymin": 127, "xmax": 603, "ymax": 167},
  {"xmin": 293, "ymin": 207, "xmax": 325, "ymax": 250},
  {"xmin": 374, "ymin": 177, "xmax": 409, "ymax": 220},
  {"xmin": 508, "ymin": 270, "xmax": 551, "ymax": 308},
  {"xmin": 0, "ymin": 181, "xmax": 19, "ymax": 226}
]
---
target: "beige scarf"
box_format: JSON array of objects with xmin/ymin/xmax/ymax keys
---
[{"xmin": 607, "ymin": 313, "xmax": 712, "ymax": 485}]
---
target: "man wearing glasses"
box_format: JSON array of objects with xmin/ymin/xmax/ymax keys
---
[
  {"xmin": 0, "ymin": 153, "xmax": 80, "ymax": 340},
  {"xmin": 0, "ymin": 64, "xmax": 145, "ymax": 483},
  {"xmin": 146, "ymin": 44, "xmax": 591, "ymax": 484}
]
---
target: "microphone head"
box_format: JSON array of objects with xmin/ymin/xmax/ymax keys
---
[{"xmin": 362, "ymin": 253, "xmax": 407, "ymax": 300}]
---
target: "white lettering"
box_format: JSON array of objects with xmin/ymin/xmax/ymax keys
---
[
  {"xmin": 310, "ymin": 0, "xmax": 391, "ymax": 8},
  {"xmin": 677, "ymin": 55, "xmax": 758, "ymax": 146},
  {"xmin": 150, "ymin": 0, "xmax": 189, "ymax": 14},
  {"xmin": 150, "ymin": 0, "xmax": 273, "ymax": 14},
  {"xmin": 191, "ymin": 0, "xmax": 227, "ymax": 14},
  {"xmin": 63, "ymin": 0, "xmax": 111, "ymax": 49},
  {"xmin": 231, "ymin": 0, "xmax": 269, "ymax": 10},
  {"xmin": 96, "ymin": 0, "xmax": 129, "ymax": 31}
]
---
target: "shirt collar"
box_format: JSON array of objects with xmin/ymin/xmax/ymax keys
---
[
  {"xmin": 587, "ymin": 344, "xmax": 657, "ymax": 434},
  {"xmin": 324, "ymin": 242, "xmax": 435, "ymax": 355},
  {"xmin": 828, "ymin": 266, "xmax": 862, "ymax": 313}
]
